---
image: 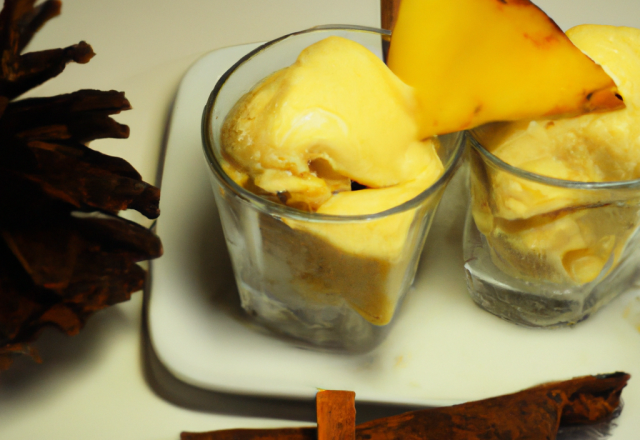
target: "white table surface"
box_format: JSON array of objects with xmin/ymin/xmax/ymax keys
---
[{"xmin": 1, "ymin": 1, "xmax": 640, "ymax": 439}]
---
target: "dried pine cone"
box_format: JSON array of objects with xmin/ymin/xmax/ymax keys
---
[{"xmin": 0, "ymin": 0, "xmax": 163, "ymax": 370}]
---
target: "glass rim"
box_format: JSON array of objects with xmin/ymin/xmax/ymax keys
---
[
  {"xmin": 202, "ymin": 25, "xmax": 466, "ymax": 222},
  {"xmin": 468, "ymin": 129, "xmax": 640, "ymax": 190}
]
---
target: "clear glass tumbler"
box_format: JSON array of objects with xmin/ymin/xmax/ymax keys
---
[
  {"xmin": 202, "ymin": 26, "xmax": 465, "ymax": 352},
  {"xmin": 464, "ymin": 131, "xmax": 640, "ymax": 327}
]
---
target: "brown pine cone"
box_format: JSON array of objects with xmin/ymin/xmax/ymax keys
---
[{"xmin": 0, "ymin": 0, "xmax": 163, "ymax": 370}]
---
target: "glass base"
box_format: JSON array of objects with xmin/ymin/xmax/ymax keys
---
[
  {"xmin": 237, "ymin": 280, "xmax": 389, "ymax": 353},
  {"xmin": 463, "ymin": 208, "xmax": 640, "ymax": 327}
]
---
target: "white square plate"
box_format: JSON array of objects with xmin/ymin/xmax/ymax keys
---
[{"xmin": 148, "ymin": 42, "xmax": 640, "ymax": 436}]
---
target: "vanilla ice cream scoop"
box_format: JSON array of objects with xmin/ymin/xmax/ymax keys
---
[{"xmin": 221, "ymin": 36, "xmax": 442, "ymax": 212}]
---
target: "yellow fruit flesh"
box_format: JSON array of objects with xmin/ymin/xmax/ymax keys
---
[
  {"xmin": 388, "ymin": 0, "xmax": 624, "ymax": 139},
  {"xmin": 471, "ymin": 25, "xmax": 640, "ymax": 285}
]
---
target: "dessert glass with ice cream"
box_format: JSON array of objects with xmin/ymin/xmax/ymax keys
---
[
  {"xmin": 202, "ymin": 26, "xmax": 465, "ymax": 352},
  {"xmin": 464, "ymin": 25, "xmax": 640, "ymax": 328}
]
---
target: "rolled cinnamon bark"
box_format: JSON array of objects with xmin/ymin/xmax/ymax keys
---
[
  {"xmin": 380, "ymin": 0, "xmax": 401, "ymax": 31},
  {"xmin": 356, "ymin": 372, "xmax": 629, "ymax": 440},
  {"xmin": 317, "ymin": 390, "xmax": 356, "ymax": 440},
  {"xmin": 180, "ymin": 373, "xmax": 630, "ymax": 440}
]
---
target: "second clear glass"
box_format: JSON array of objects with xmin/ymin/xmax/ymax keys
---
[{"xmin": 464, "ymin": 131, "xmax": 640, "ymax": 327}]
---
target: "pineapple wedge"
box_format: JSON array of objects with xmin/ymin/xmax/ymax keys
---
[{"xmin": 388, "ymin": 0, "xmax": 624, "ymax": 138}]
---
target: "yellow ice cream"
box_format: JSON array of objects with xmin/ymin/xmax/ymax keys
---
[
  {"xmin": 221, "ymin": 36, "xmax": 442, "ymax": 212},
  {"xmin": 471, "ymin": 25, "xmax": 640, "ymax": 284},
  {"xmin": 220, "ymin": 36, "xmax": 444, "ymax": 325}
]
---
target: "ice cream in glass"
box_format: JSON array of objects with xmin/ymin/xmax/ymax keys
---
[
  {"xmin": 465, "ymin": 25, "xmax": 640, "ymax": 326},
  {"xmin": 203, "ymin": 26, "xmax": 464, "ymax": 351}
]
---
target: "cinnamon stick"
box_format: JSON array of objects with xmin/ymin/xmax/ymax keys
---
[
  {"xmin": 356, "ymin": 372, "xmax": 629, "ymax": 439},
  {"xmin": 380, "ymin": 0, "xmax": 401, "ymax": 31},
  {"xmin": 317, "ymin": 390, "xmax": 356, "ymax": 440},
  {"xmin": 180, "ymin": 373, "xmax": 629, "ymax": 440}
]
